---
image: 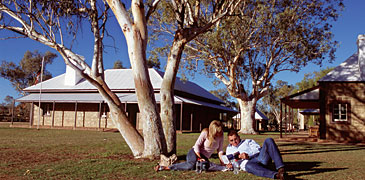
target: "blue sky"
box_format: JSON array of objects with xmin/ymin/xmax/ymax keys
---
[{"xmin": 0, "ymin": 0, "xmax": 365, "ymax": 102}]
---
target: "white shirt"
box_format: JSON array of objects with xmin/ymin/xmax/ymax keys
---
[{"xmin": 225, "ymin": 139, "xmax": 261, "ymax": 171}]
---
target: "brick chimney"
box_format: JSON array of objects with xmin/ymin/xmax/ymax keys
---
[
  {"xmin": 358, "ymin": 34, "xmax": 365, "ymax": 81},
  {"xmin": 64, "ymin": 65, "xmax": 82, "ymax": 86}
]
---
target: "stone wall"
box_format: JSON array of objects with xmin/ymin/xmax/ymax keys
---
[
  {"xmin": 324, "ymin": 82, "xmax": 365, "ymax": 142},
  {"xmin": 30, "ymin": 101, "xmax": 231, "ymax": 133},
  {"xmin": 32, "ymin": 103, "xmax": 116, "ymax": 129}
]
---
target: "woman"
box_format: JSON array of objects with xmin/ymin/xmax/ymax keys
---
[{"xmin": 155, "ymin": 120, "xmax": 225, "ymax": 171}]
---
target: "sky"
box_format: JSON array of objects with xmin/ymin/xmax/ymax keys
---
[{"xmin": 0, "ymin": 0, "xmax": 365, "ymax": 102}]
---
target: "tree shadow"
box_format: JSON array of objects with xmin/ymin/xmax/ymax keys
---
[
  {"xmin": 278, "ymin": 142, "xmax": 365, "ymax": 155},
  {"xmin": 282, "ymin": 161, "xmax": 347, "ymax": 180},
  {"xmin": 273, "ymin": 143, "xmax": 360, "ymax": 179},
  {"xmin": 175, "ymin": 143, "xmax": 356, "ymax": 177}
]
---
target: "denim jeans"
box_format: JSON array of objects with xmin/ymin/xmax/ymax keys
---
[
  {"xmin": 169, "ymin": 148, "xmax": 200, "ymax": 170},
  {"xmin": 168, "ymin": 148, "xmax": 226, "ymax": 171},
  {"xmin": 245, "ymin": 138, "xmax": 285, "ymax": 179}
]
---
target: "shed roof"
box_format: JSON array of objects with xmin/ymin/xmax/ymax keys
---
[
  {"xmin": 232, "ymin": 109, "xmax": 268, "ymax": 120},
  {"xmin": 255, "ymin": 109, "xmax": 269, "ymax": 120},
  {"xmin": 280, "ymin": 86, "xmax": 319, "ymax": 109},
  {"xmin": 24, "ymin": 68, "xmax": 223, "ymax": 103},
  {"xmin": 319, "ymin": 53, "xmax": 364, "ymax": 82}
]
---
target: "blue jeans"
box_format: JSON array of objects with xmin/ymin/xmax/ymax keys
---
[
  {"xmin": 169, "ymin": 148, "xmax": 226, "ymax": 171},
  {"xmin": 245, "ymin": 138, "xmax": 285, "ymax": 179},
  {"xmin": 169, "ymin": 148, "xmax": 200, "ymax": 170}
]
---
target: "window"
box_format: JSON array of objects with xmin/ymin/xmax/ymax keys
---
[{"xmin": 332, "ymin": 103, "xmax": 348, "ymax": 122}]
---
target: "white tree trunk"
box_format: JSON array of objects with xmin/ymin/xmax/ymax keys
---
[
  {"xmin": 272, "ymin": 108, "xmax": 281, "ymax": 125},
  {"xmin": 106, "ymin": 0, "xmax": 166, "ymax": 158},
  {"xmin": 160, "ymin": 82, "xmax": 176, "ymax": 155},
  {"xmin": 160, "ymin": 39, "xmax": 185, "ymax": 155},
  {"xmin": 107, "ymin": 103, "xmax": 144, "ymax": 157},
  {"xmin": 128, "ymin": 20, "xmax": 166, "ymax": 159},
  {"xmin": 237, "ymin": 99, "xmax": 257, "ymax": 134}
]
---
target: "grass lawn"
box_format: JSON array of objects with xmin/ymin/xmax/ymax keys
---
[{"xmin": 1, "ymin": 125, "xmax": 365, "ymax": 179}]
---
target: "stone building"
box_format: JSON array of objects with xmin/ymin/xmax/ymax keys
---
[
  {"xmin": 281, "ymin": 35, "xmax": 365, "ymax": 142},
  {"xmin": 16, "ymin": 68, "xmax": 236, "ymax": 132}
]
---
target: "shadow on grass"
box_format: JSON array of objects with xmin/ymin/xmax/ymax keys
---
[
  {"xmin": 168, "ymin": 155, "xmax": 347, "ymax": 180},
  {"xmin": 278, "ymin": 143, "xmax": 365, "ymax": 155},
  {"xmin": 283, "ymin": 161, "xmax": 347, "ymax": 180},
  {"xmin": 172, "ymin": 143, "xmax": 357, "ymax": 179},
  {"xmin": 275, "ymin": 143, "xmax": 358, "ymax": 179}
]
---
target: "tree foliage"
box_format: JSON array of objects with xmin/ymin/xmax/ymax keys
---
[
  {"xmin": 295, "ymin": 67, "xmax": 334, "ymax": 92},
  {"xmin": 0, "ymin": 96, "xmax": 14, "ymax": 120},
  {"xmin": 0, "ymin": 95, "xmax": 29, "ymax": 122},
  {"xmin": 210, "ymin": 88, "xmax": 237, "ymax": 110},
  {"xmin": 146, "ymin": 54, "xmax": 161, "ymax": 69},
  {"xmin": 147, "ymin": 0, "xmax": 240, "ymax": 74},
  {"xmin": 2, "ymin": 95, "xmax": 14, "ymax": 106},
  {"xmin": 112, "ymin": 60, "xmax": 125, "ymax": 69},
  {"xmin": 1, "ymin": 95, "xmax": 14, "ymax": 114},
  {"xmin": 182, "ymin": 0, "xmax": 343, "ymax": 133},
  {"xmin": 0, "ymin": 50, "xmax": 57, "ymax": 94}
]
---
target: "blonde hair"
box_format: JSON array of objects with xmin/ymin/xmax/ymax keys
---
[{"xmin": 205, "ymin": 120, "xmax": 223, "ymax": 147}]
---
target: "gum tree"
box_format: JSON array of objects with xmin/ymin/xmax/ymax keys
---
[
  {"xmin": 0, "ymin": 0, "xmax": 159, "ymax": 158},
  {"xmin": 184, "ymin": 0, "xmax": 344, "ymax": 134},
  {"xmin": 146, "ymin": 0, "xmax": 241, "ymax": 155},
  {"xmin": 0, "ymin": 0, "xmax": 239, "ymax": 158}
]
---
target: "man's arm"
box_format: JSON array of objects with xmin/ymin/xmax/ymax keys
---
[
  {"xmin": 238, "ymin": 152, "xmax": 249, "ymax": 160},
  {"xmin": 223, "ymin": 145, "xmax": 241, "ymax": 165}
]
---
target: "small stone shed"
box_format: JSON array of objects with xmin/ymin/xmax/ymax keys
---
[{"xmin": 280, "ymin": 35, "xmax": 365, "ymax": 142}]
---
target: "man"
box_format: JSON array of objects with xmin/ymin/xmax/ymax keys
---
[{"xmin": 224, "ymin": 130, "xmax": 287, "ymax": 179}]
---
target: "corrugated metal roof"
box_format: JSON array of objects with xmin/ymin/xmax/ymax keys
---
[
  {"xmin": 16, "ymin": 93, "xmax": 236, "ymax": 112},
  {"xmin": 17, "ymin": 93, "xmax": 128, "ymax": 103},
  {"xmin": 16, "ymin": 93, "xmax": 180, "ymax": 103},
  {"xmin": 319, "ymin": 53, "xmax": 364, "ymax": 82},
  {"xmin": 24, "ymin": 68, "xmax": 223, "ymax": 103}
]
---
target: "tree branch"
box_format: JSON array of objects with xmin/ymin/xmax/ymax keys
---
[{"xmin": 146, "ymin": 0, "xmax": 161, "ymax": 22}]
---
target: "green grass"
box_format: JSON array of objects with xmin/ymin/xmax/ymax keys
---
[{"xmin": 0, "ymin": 125, "xmax": 364, "ymax": 179}]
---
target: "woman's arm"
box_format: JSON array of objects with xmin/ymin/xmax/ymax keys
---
[
  {"xmin": 195, "ymin": 151, "xmax": 205, "ymax": 161},
  {"xmin": 217, "ymin": 135, "xmax": 224, "ymax": 164},
  {"xmin": 193, "ymin": 129, "xmax": 208, "ymax": 161},
  {"xmin": 218, "ymin": 151, "xmax": 225, "ymax": 165}
]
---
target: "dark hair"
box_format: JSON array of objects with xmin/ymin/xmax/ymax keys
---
[{"xmin": 228, "ymin": 130, "xmax": 239, "ymax": 137}]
